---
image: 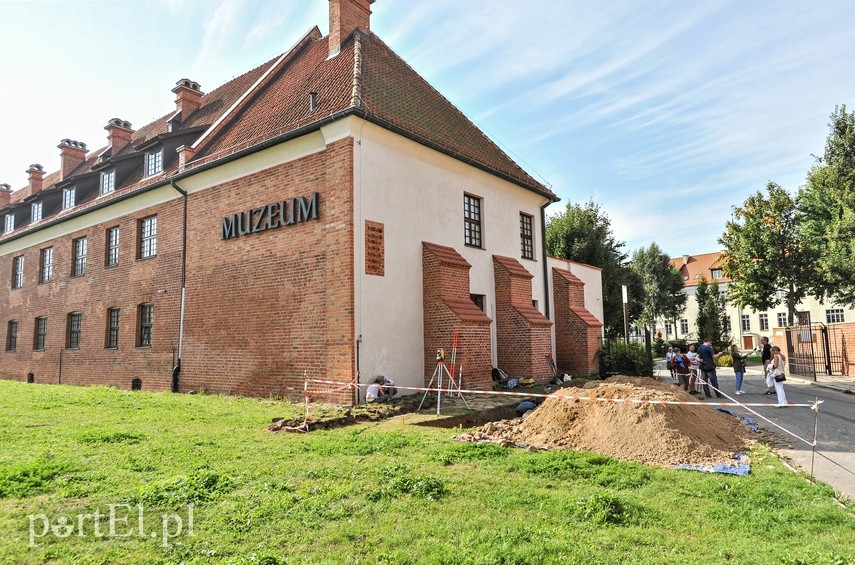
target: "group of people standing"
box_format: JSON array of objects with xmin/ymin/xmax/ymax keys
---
[{"xmin": 666, "ymin": 336, "xmax": 789, "ymax": 406}]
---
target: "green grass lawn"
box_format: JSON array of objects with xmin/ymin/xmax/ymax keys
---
[{"xmin": 0, "ymin": 380, "xmax": 853, "ymax": 565}]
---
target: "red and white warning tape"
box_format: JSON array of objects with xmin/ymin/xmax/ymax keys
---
[{"xmin": 305, "ymin": 378, "xmax": 818, "ymax": 409}]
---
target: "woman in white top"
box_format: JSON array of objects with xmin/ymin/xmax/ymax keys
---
[{"xmin": 769, "ymin": 346, "xmax": 788, "ymax": 406}]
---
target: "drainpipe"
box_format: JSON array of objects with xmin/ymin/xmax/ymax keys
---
[
  {"xmin": 169, "ymin": 180, "xmax": 188, "ymax": 393},
  {"xmin": 355, "ymin": 334, "xmax": 362, "ymax": 405},
  {"xmin": 540, "ymin": 201, "xmax": 552, "ymax": 319}
]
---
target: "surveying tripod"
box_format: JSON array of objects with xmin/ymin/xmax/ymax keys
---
[{"xmin": 418, "ymin": 348, "xmax": 470, "ymax": 415}]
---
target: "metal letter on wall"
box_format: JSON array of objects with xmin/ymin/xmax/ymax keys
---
[{"xmin": 221, "ymin": 193, "xmax": 320, "ymax": 240}]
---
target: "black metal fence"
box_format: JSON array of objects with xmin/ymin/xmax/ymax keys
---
[{"xmin": 784, "ymin": 316, "xmax": 845, "ymax": 380}]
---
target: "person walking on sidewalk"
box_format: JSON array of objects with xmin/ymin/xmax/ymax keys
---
[
  {"xmin": 768, "ymin": 346, "xmax": 789, "ymax": 406},
  {"xmin": 698, "ymin": 338, "xmax": 724, "ymax": 399},
  {"xmin": 730, "ymin": 344, "xmax": 751, "ymax": 395}
]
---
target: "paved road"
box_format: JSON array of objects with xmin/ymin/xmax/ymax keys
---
[{"xmin": 656, "ymin": 364, "xmax": 855, "ymax": 501}]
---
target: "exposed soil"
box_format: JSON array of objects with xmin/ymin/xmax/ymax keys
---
[
  {"xmin": 268, "ymin": 396, "xmax": 421, "ymax": 432},
  {"xmin": 455, "ymin": 376, "xmax": 755, "ymax": 467}
]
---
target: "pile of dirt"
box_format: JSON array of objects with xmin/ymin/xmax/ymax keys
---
[{"xmin": 456, "ymin": 376, "xmax": 754, "ymax": 467}]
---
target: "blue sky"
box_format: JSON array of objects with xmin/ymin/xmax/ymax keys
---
[{"xmin": 2, "ymin": 0, "xmax": 853, "ymax": 257}]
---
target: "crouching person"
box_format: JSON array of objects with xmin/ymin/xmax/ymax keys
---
[{"xmin": 366, "ymin": 376, "xmax": 396, "ymax": 403}]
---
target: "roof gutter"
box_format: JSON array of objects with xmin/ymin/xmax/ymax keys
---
[{"xmin": 3, "ymin": 107, "xmax": 560, "ymax": 247}]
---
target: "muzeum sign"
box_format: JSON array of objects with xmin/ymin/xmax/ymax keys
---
[{"xmin": 221, "ymin": 192, "xmax": 319, "ymax": 240}]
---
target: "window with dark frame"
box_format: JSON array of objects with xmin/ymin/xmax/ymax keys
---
[
  {"xmin": 145, "ymin": 149, "xmax": 163, "ymax": 177},
  {"xmin": 470, "ymin": 294, "xmax": 485, "ymax": 312},
  {"xmin": 741, "ymin": 314, "xmax": 750, "ymax": 332},
  {"xmin": 138, "ymin": 304, "xmax": 153, "ymax": 347},
  {"xmin": 826, "ymin": 308, "xmax": 845, "ymax": 324},
  {"xmin": 72, "ymin": 237, "xmax": 87, "ymax": 276},
  {"xmin": 139, "ymin": 216, "xmax": 157, "ymax": 258},
  {"xmin": 106, "ymin": 227, "xmax": 120, "ymax": 267},
  {"xmin": 100, "ymin": 170, "xmax": 115, "ymax": 195},
  {"xmin": 759, "ymin": 313, "xmax": 769, "ymax": 331},
  {"xmin": 62, "ymin": 187, "xmax": 76, "ymax": 210},
  {"xmin": 520, "ymin": 213, "xmax": 534, "ymax": 259},
  {"xmin": 6, "ymin": 320, "xmax": 18, "ymax": 352},
  {"xmin": 67, "ymin": 312, "xmax": 82, "ymax": 349},
  {"xmin": 12, "ymin": 256, "xmax": 24, "ymax": 289},
  {"xmin": 34, "ymin": 317, "xmax": 47, "ymax": 351},
  {"xmin": 711, "ymin": 268, "xmax": 723, "ymax": 279},
  {"xmin": 106, "ymin": 308, "xmax": 120, "ymax": 349},
  {"xmin": 463, "ymin": 194, "xmax": 482, "ymax": 248},
  {"xmin": 40, "ymin": 247, "xmax": 53, "ymax": 283}
]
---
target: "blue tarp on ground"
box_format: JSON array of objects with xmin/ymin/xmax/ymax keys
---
[
  {"xmin": 674, "ymin": 409, "xmax": 759, "ymax": 475},
  {"xmin": 675, "ymin": 453, "xmax": 751, "ymax": 476}
]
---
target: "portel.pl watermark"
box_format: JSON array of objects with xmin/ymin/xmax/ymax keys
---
[{"xmin": 28, "ymin": 504, "xmax": 194, "ymax": 548}]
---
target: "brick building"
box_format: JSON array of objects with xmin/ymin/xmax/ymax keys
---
[{"xmin": 0, "ymin": 0, "xmax": 603, "ymax": 402}]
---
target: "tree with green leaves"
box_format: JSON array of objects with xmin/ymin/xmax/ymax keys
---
[
  {"xmin": 718, "ymin": 181, "xmax": 819, "ymax": 326},
  {"xmin": 798, "ymin": 105, "xmax": 855, "ymax": 306},
  {"xmin": 546, "ymin": 200, "xmax": 642, "ymax": 338},
  {"xmin": 629, "ymin": 243, "xmax": 687, "ymax": 373},
  {"xmin": 630, "ymin": 242, "xmax": 687, "ymax": 333},
  {"xmin": 694, "ymin": 277, "xmax": 730, "ymax": 349}
]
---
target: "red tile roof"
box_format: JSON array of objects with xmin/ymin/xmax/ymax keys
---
[
  {"xmin": 493, "ymin": 254, "xmax": 534, "ymax": 279},
  {"xmin": 671, "ymin": 251, "xmax": 730, "ymax": 287},
  {"xmin": 570, "ymin": 306, "xmax": 603, "ymax": 328},
  {"xmin": 422, "ymin": 241, "xmax": 472, "ymax": 268},
  {"xmin": 3, "ymin": 25, "xmax": 556, "ymax": 240}
]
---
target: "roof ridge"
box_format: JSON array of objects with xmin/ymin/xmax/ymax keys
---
[
  {"xmin": 350, "ymin": 31, "xmax": 363, "ymax": 110},
  {"xmin": 191, "ymin": 26, "xmax": 323, "ymax": 155}
]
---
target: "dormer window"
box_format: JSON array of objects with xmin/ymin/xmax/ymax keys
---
[
  {"xmin": 4, "ymin": 214, "xmax": 14, "ymax": 232},
  {"xmin": 62, "ymin": 187, "xmax": 76, "ymax": 210},
  {"xmin": 145, "ymin": 149, "xmax": 163, "ymax": 177},
  {"xmin": 711, "ymin": 268, "xmax": 723, "ymax": 280},
  {"xmin": 31, "ymin": 202, "xmax": 42, "ymax": 222},
  {"xmin": 100, "ymin": 170, "xmax": 115, "ymax": 195}
]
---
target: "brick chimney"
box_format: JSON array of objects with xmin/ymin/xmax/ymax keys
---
[
  {"xmin": 105, "ymin": 118, "xmax": 134, "ymax": 155},
  {"xmin": 177, "ymin": 145, "xmax": 196, "ymax": 170},
  {"xmin": 26, "ymin": 164, "xmax": 45, "ymax": 194},
  {"xmin": 329, "ymin": 0, "xmax": 373, "ymax": 57},
  {"xmin": 0, "ymin": 184, "xmax": 11, "ymax": 209},
  {"xmin": 58, "ymin": 139, "xmax": 87, "ymax": 181},
  {"xmin": 171, "ymin": 79, "xmax": 203, "ymax": 124}
]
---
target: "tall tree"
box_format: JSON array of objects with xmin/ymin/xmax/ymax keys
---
[
  {"xmin": 627, "ymin": 242, "xmax": 686, "ymax": 375},
  {"xmin": 630, "ymin": 242, "xmax": 687, "ymax": 333},
  {"xmin": 546, "ymin": 200, "xmax": 642, "ymax": 337},
  {"xmin": 718, "ymin": 181, "xmax": 819, "ymax": 325},
  {"xmin": 695, "ymin": 277, "xmax": 730, "ymax": 349},
  {"xmin": 799, "ymin": 105, "xmax": 855, "ymax": 306}
]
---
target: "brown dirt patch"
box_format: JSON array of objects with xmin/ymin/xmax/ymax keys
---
[{"xmin": 456, "ymin": 376, "xmax": 754, "ymax": 467}]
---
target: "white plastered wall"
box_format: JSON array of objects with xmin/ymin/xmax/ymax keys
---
[
  {"xmin": 334, "ymin": 118, "xmax": 550, "ymax": 391},
  {"xmin": 546, "ymin": 257, "xmax": 604, "ymax": 326}
]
